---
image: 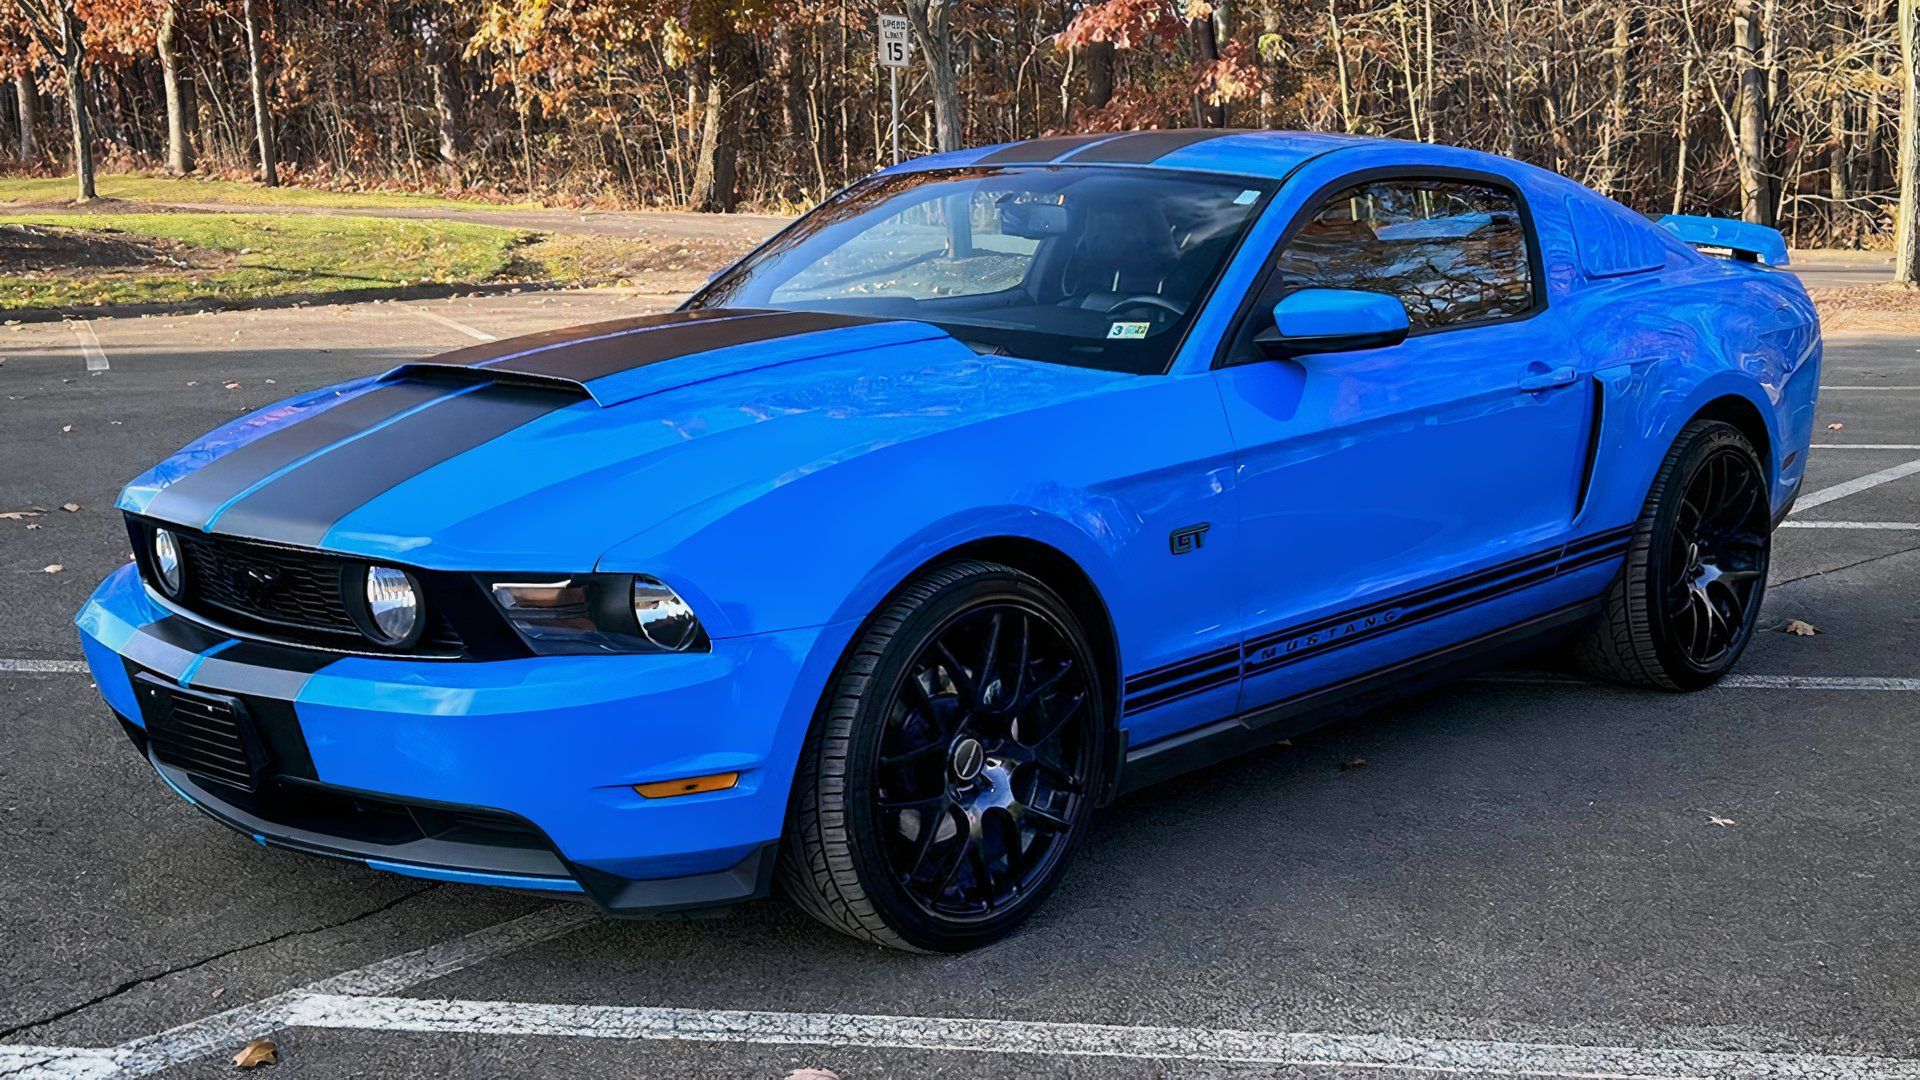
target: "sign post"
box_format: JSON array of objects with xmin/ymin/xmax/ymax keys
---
[{"xmin": 878, "ymin": 14, "xmax": 910, "ymax": 165}]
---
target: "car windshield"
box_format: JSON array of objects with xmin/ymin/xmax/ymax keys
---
[{"xmin": 690, "ymin": 167, "xmax": 1274, "ymax": 375}]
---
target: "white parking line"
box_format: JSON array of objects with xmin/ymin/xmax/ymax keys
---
[
  {"xmin": 1812, "ymin": 444, "xmax": 1920, "ymax": 450},
  {"xmin": 255, "ymin": 993, "xmax": 1920, "ymax": 1079},
  {"xmin": 1819, "ymin": 385, "xmax": 1920, "ymax": 390},
  {"xmin": 64, "ymin": 320, "xmax": 108, "ymax": 372},
  {"xmin": 0, "ymin": 659, "xmax": 88, "ymax": 674},
  {"xmin": 1780, "ymin": 520, "xmax": 1920, "ymax": 531},
  {"xmin": 1790, "ymin": 457, "xmax": 1920, "ymax": 513},
  {"xmin": 410, "ymin": 308, "xmax": 497, "ymax": 342},
  {"xmin": 1477, "ymin": 672, "xmax": 1920, "ymax": 691},
  {"xmin": 0, "ymin": 906, "xmax": 595, "ymax": 1078}
]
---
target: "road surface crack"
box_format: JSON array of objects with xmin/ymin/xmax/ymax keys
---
[
  {"xmin": 0, "ymin": 884, "xmax": 435, "ymax": 1043},
  {"xmin": 1771, "ymin": 540, "xmax": 1920, "ymax": 588}
]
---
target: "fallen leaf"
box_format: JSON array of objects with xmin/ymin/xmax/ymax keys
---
[
  {"xmin": 231, "ymin": 1038, "xmax": 276, "ymax": 1068},
  {"xmin": 1827, "ymin": 422, "xmax": 1844, "ymax": 431},
  {"xmin": 1338, "ymin": 756, "xmax": 1368, "ymax": 771},
  {"xmin": 1707, "ymin": 816, "xmax": 1736, "ymax": 827},
  {"xmin": 784, "ymin": 1071, "xmax": 842, "ymax": 1080},
  {"xmin": 42, "ymin": 564, "xmax": 62, "ymax": 573},
  {"xmin": 0, "ymin": 508, "xmax": 44, "ymax": 520},
  {"xmin": 61, "ymin": 502, "xmax": 79, "ymax": 512},
  {"xmin": 60, "ymin": 424, "xmax": 71, "ymax": 433},
  {"xmin": 211, "ymin": 986, "xmax": 224, "ymax": 999},
  {"xmin": 1783, "ymin": 619, "xmax": 1818, "ymax": 636},
  {"xmin": 224, "ymin": 381, "xmax": 241, "ymax": 390}
]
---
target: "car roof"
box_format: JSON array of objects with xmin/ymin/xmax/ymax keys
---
[{"xmin": 884, "ymin": 129, "xmax": 1500, "ymax": 183}]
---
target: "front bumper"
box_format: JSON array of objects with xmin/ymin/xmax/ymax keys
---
[{"xmin": 77, "ymin": 563, "xmax": 838, "ymax": 916}]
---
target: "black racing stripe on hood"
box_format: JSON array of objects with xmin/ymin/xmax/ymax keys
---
[
  {"xmin": 487, "ymin": 309, "xmax": 885, "ymax": 384},
  {"xmin": 973, "ymin": 133, "xmax": 1129, "ymax": 165},
  {"xmin": 209, "ymin": 382, "xmax": 577, "ymax": 548},
  {"xmin": 429, "ymin": 309, "xmax": 753, "ymax": 370},
  {"xmin": 145, "ymin": 381, "xmax": 453, "ymax": 529},
  {"xmin": 1061, "ymin": 129, "xmax": 1246, "ymax": 164}
]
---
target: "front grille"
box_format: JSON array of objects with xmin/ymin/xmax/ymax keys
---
[
  {"xmin": 176, "ymin": 530, "xmax": 362, "ymax": 635},
  {"xmin": 160, "ymin": 529, "xmax": 465, "ymax": 655},
  {"xmin": 142, "ymin": 682, "xmax": 261, "ymax": 791}
]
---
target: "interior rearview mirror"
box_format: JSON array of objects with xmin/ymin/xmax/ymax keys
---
[{"xmin": 1253, "ymin": 288, "xmax": 1410, "ymax": 359}]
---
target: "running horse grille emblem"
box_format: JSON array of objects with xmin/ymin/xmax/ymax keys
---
[{"xmin": 232, "ymin": 564, "xmax": 285, "ymax": 604}]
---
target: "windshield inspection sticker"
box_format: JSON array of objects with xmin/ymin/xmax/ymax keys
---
[{"xmin": 1107, "ymin": 321, "xmax": 1151, "ymax": 340}]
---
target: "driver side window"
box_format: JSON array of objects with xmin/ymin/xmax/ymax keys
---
[{"xmin": 1253, "ymin": 177, "xmax": 1535, "ymax": 336}]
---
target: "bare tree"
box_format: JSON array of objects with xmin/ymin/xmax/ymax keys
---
[
  {"xmin": 904, "ymin": 0, "xmax": 962, "ymax": 152},
  {"xmin": 13, "ymin": 0, "xmax": 92, "ymax": 200},
  {"xmin": 12, "ymin": 70, "xmax": 34, "ymax": 160},
  {"xmin": 157, "ymin": 0, "xmax": 192, "ymax": 174},
  {"xmin": 242, "ymin": 0, "xmax": 277, "ymax": 186},
  {"xmin": 1732, "ymin": 0, "xmax": 1773, "ymax": 225},
  {"xmin": 1897, "ymin": 0, "xmax": 1919, "ymax": 284}
]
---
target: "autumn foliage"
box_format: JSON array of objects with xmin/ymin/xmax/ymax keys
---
[{"xmin": 0, "ymin": 0, "xmax": 1905, "ymax": 247}]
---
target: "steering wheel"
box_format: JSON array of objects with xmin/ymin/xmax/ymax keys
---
[{"xmin": 1103, "ymin": 294, "xmax": 1185, "ymax": 318}]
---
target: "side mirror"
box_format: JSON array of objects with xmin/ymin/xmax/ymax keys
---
[{"xmin": 1253, "ymin": 288, "xmax": 1410, "ymax": 359}]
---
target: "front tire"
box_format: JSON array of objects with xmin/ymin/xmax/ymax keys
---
[
  {"xmin": 778, "ymin": 560, "xmax": 1107, "ymax": 952},
  {"xmin": 1575, "ymin": 419, "xmax": 1771, "ymax": 690}
]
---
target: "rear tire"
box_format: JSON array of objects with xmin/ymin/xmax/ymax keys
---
[
  {"xmin": 1574, "ymin": 419, "xmax": 1771, "ymax": 690},
  {"xmin": 778, "ymin": 560, "xmax": 1107, "ymax": 952}
]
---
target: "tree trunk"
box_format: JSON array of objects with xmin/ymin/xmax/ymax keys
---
[
  {"xmin": 242, "ymin": 0, "xmax": 277, "ymax": 186},
  {"xmin": 689, "ymin": 45, "xmax": 744, "ymax": 213},
  {"xmin": 62, "ymin": 35, "xmax": 94, "ymax": 201},
  {"xmin": 1192, "ymin": 8, "xmax": 1226, "ymax": 127},
  {"xmin": 1895, "ymin": 0, "xmax": 1919, "ymax": 285},
  {"xmin": 14, "ymin": 71, "xmax": 36, "ymax": 161},
  {"xmin": 904, "ymin": 0, "xmax": 962, "ymax": 152},
  {"xmin": 157, "ymin": 1, "xmax": 192, "ymax": 174},
  {"xmin": 428, "ymin": 32, "xmax": 466, "ymax": 175},
  {"xmin": 1084, "ymin": 41, "xmax": 1114, "ymax": 112},
  {"xmin": 1732, "ymin": 0, "xmax": 1773, "ymax": 226}
]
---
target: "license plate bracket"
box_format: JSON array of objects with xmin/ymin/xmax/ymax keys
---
[{"xmin": 134, "ymin": 673, "xmax": 269, "ymax": 792}]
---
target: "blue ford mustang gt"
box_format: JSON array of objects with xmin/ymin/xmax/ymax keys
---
[{"xmin": 78, "ymin": 130, "xmax": 1819, "ymax": 952}]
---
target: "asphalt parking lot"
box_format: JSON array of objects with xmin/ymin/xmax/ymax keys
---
[{"xmin": 3, "ymin": 284, "xmax": 1919, "ymax": 1079}]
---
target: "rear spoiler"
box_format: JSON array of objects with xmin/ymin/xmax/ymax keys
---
[{"xmin": 1657, "ymin": 214, "xmax": 1789, "ymax": 268}]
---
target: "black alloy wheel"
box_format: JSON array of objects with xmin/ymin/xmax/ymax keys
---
[
  {"xmin": 1655, "ymin": 444, "xmax": 1768, "ymax": 673},
  {"xmin": 1576, "ymin": 418, "xmax": 1772, "ymax": 690},
  {"xmin": 872, "ymin": 600, "xmax": 1094, "ymax": 922},
  {"xmin": 780, "ymin": 560, "xmax": 1106, "ymax": 952}
]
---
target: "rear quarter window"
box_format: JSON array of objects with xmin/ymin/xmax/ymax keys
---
[{"xmin": 1565, "ymin": 194, "xmax": 1671, "ymax": 279}]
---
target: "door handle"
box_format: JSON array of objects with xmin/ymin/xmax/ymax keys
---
[{"xmin": 1518, "ymin": 365, "xmax": 1579, "ymax": 392}]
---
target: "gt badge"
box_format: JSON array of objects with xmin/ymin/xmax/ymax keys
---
[{"xmin": 1170, "ymin": 523, "xmax": 1210, "ymax": 556}]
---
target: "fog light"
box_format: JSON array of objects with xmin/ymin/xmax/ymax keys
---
[
  {"xmin": 151, "ymin": 527, "xmax": 184, "ymax": 596},
  {"xmin": 364, "ymin": 565, "xmax": 420, "ymax": 644}
]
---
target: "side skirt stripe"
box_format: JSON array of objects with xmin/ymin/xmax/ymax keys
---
[{"xmin": 1122, "ymin": 529, "xmax": 1632, "ymax": 714}]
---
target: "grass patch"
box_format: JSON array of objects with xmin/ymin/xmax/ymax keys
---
[
  {"xmin": 0, "ymin": 173, "xmax": 534, "ymax": 212},
  {"xmin": 0, "ymin": 212, "xmax": 536, "ymax": 311},
  {"xmin": 515, "ymin": 232, "xmax": 748, "ymax": 288},
  {"xmin": 1809, "ymin": 284, "xmax": 1920, "ymax": 335}
]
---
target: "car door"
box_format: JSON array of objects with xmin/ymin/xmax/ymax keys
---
[{"xmin": 1211, "ymin": 169, "xmax": 1596, "ymax": 715}]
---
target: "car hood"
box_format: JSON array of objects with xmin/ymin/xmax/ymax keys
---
[{"xmin": 121, "ymin": 309, "xmax": 1129, "ymax": 569}]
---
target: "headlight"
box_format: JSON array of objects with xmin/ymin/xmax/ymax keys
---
[
  {"xmin": 362, "ymin": 565, "xmax": 421, "ymax": 645},
  {"xmin": 631, "ymin": 576, "xmax": 701, "ymax": 652},
  {"xmin": 490, "ymin": 574, "xmax": 707, "ymax": 654},
  {"xmin": 151, "ymin": 527, "xmax": 184, "ymax": 596}
]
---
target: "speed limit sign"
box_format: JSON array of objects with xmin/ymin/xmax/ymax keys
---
[{"xmin": 878, "ymin": 14, "xmax": 911, "ymax": 68}]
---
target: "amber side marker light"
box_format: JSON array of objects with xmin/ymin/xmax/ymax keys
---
[{"xmin": 634, "ymin": 771, "xmax": 740, "ymax": 799}]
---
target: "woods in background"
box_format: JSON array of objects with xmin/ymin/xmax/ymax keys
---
[{"xmin": 0, "ymin": 0, "xmax": 1910, "ymax": 250}]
